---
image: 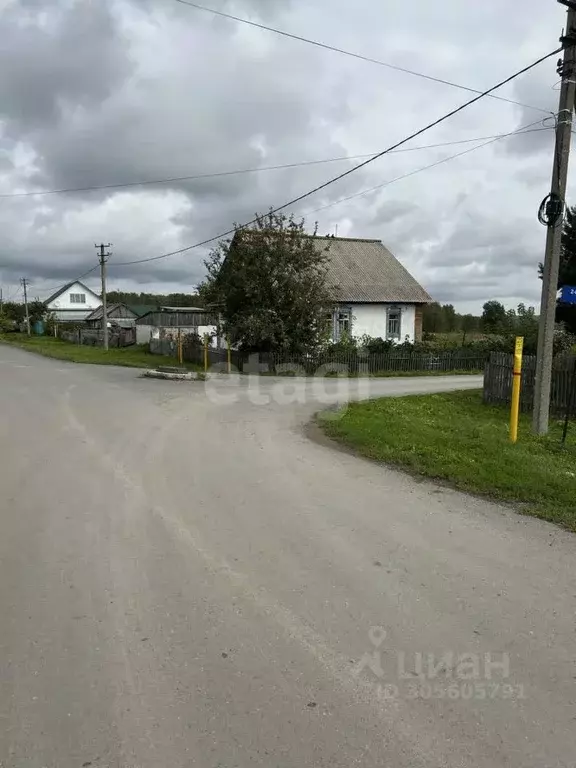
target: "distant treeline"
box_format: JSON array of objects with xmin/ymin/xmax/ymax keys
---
[
  {"xmin": 106, "ymin": 292, "xmax": 202, "ymax": 307},
  {"xmin": 423, "ymin": 301, "xmax": 539, "ymax": 342},
  {"xmin": 423, "ymin": 303, "xmax": 480, "ymax": 336}
]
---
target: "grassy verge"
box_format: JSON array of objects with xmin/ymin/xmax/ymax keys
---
[
  {"xmin": 0, "ymin": 334, "xmax": 199, "ymax": 371},
  {"xmin": 318, "ymin": 389, "xmax": 576, "ymax": 531},
  {"xmin": 260, "ymin": 369, "xmax": 483, "ymax": 378},
  {"xmin": 365, "ymin": 369, "xmax": 482, "ymax": 378}
]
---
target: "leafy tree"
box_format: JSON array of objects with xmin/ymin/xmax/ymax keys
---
[
  {"xmin": 481, "ymin": 300, "xmax": 507, "ymax": 334},
  {"xmin": 514, "ymin": 303, "xmax": 539, "ymax": 346},
  {"xmin": 538, "ymin": 205, "xmax": 576, "ymax": 332},
  {"xmin": 460, "ymin": 314, "xmax": 477, "ymax": 343},
  {"xmin": 557, "ymin": 205, "xmax": 576, "ymax": 332},
  {"xmin": 538, "ymin": 206, "xmax": 576, "ymax": 285},
  {"xmin": 423, "ymin": 303, "xmax": 479, "ymax": 336},
  {"xmin": 1, "ymin": 302, "xmax": 25, "ymax": 323},
  {"xmin": 106, "ymin": 291, "xmax": 201, "ymax": 307},
  {"xmin": 0, "ymin": 315, "xmax": 15, "ymax": 332},
  {"xmin": 558, "ymin": 205, "xmax": 576, "ymax": 286},
  {"xmin": 28, "ymin": 301, "xmax": 47, "ymax": 324},
  {"xmin": 200, "ymin": 211, "xmax": 332, "ymax": 354},
  {"xmin": 422, "ymin": 302, "xmax": 445, "ymax": 333},
  {"xmin": 443, "ymin": 304, "xmax": 457, "ymax": 332}
]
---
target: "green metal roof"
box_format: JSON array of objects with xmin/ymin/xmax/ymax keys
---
[{"xmin": 127, "ymin": 304, "xmax": 159, "ymax": 317}]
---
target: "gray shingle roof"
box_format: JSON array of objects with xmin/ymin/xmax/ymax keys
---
[{"xmin": 315, "ymin": 236, "xmax": 432, "ymax": 304}]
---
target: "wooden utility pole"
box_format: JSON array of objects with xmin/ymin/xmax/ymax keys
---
[
  {"xmin": 533, "ymin": 0, "xmax": 576, "ymax": 434},
  {"xmin": 96, "ymin": 243, "xmax": 112, "ymax": 351},
  {"xmin": 21, "ymin": 278, "xmax": 30, "ymax": 336}
]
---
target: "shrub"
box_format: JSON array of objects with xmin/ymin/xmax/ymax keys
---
[
  {"xmin": 0, "ymin": 316, "xmax": 17, "ymax": 333},
  {"xmin": 360, "ymin": 336, "xmax": 395, "ymax": 356}
]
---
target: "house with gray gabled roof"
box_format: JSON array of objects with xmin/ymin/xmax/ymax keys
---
[{"xmin": 314, "ymin": 236, "xmax": 432, "ymax": 342}]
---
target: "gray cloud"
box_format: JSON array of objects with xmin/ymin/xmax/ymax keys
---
[
  {"xmin": 0, "ymin": 1, "xmax": 131, "ymax": 135},
  {"xmin": 0, "ymin": 0, "xmax": 571, "ymax": 312}
]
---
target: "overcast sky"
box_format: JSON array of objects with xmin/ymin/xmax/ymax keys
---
[{"xmin": 0, "ymin": 0, "xmax": 572, "ymax": 312}]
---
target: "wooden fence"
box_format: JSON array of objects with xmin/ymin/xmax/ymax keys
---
[
  {"xmin": 58, "ymin": 327, "xmax": 136, "ymax": 348},
  {"xmin": 483, "ymin": 352, "xmax": 576, "ymax": 414},
  {"xmin": 150, "ymin": 339, "xmax": 487, "ymax": 375}
]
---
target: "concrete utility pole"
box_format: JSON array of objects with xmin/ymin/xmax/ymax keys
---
[
  {"xmin": 20, "ymin": 278, "xmax": 30, "ymax": 336},
  {"xmin": 533, "ymin": 0, "xmax": 576, "ymax": 435},
  {"xmin": 96, "ymin": 243, "xmax": 112, "ymax": 351}
]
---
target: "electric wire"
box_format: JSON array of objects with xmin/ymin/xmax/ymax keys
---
[
  {"xmin": 174, "ymin": 0, "xmax": 552, "ymax": 116},
  {"xmin": 0, "ymin": 129, "xmax": 555, "ymax": 199},
  {"xmin": 35, "ymin": 265, "xmax": 100, "ymax": 298},
  {"xmin": 111, "ymin": 47, "xmax": 563, "ymax": 268},
  {"xmin": 305, "ymin": 123, "xmax": 552, "ymax": 216}
]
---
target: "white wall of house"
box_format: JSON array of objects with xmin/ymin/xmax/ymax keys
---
[
  {"xmin": 197, "ymin": 325, "xmax": 219, "ymax": 346},
  {"xmin": 347, "ymin": 303, "xmax": 417, "ymax": 343},
  {"xmin": 136, "ymin": 324, "xmax": 155, "ymax": 345},
  {"xmin": 46, "ymin": 282, "xmax": 101, "ymax": 321}
]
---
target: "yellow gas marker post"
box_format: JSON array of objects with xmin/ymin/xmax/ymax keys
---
[{"xmin": 510, "ymin": 336, "xmax": 524, "ymax": 444}]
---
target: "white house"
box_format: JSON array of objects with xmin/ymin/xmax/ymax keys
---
[
  {"xmin": 44, "ymin": 281, "xmax": 101, "ymax": 322},
  {"xmin": 317, "ymin": 236, "xmax": 432, "ymax": 343}
]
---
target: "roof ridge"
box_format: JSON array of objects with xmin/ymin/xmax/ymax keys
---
[
  {"xmin": 44, "ymin": 279, "xmax": 100, "ymax": 306},
  {"xmin": 316, "ymin": 236, "xmax": 382, "ymax": 243},
  {"xmin": 238, "ymin": 229, "xmax": 382, "ymax": 244}
]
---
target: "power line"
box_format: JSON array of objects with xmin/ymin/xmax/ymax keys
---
[
  {"xmin": 2, "ymin": 285, "xmax": 22, "ymax": 303},
  {"xmin": 23, "ymin": 123, "xmax": 551, "ymax": 294},
  {"xmin": 35, "ymin": 264, "xmax": 100, "ymax": 297},
  {"xmin": 0, "ymin": 128, "xmax": 553, "ymax": 199},
  {"xmin": 21, "ymin": 124, "xmax": 549, "ymax": 302},
  {"xmin": 304, "ymin": 123, "xmax": 552, "ymax": 216},
  {"xmin": 174, "ymin": 0, "xmax": 552, "ymax": 116},
  {"xmin": 111, "ymin": 46, "xmax": 562, "ymax": 269}
]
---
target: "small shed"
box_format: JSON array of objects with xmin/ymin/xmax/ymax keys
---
[
  {"xmin": 85, "ymin": 303, "xmax": 139, "ymax": 329},
  {"xmin": 135, "ymin": 307, "xmax": 218, "ymax": 345}
]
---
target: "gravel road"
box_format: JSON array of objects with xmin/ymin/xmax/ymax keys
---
[{"xmin": 1, "ymin": 345, "xmax": 574, "ymax": 768}]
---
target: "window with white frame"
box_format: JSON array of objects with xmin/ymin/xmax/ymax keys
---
[
  {"xmin": 387, "ymin": 307, "xmax": 402, "ymax": 340},
  {"xmin": 70, "ymin": 293, "xmax": 86, "ymax": 304}
]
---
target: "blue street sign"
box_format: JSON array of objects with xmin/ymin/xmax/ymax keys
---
[{"xmin": 560, "ymin": 286, "xmax": 576, "ymax": 304}]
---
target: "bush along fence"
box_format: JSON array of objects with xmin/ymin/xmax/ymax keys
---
[
  {"xmin": 150, "ymin": 338, "xmax": 487, "ymax": 375},
  {"xmin": 483, "ymin": 351, "xmax": 576, "ymax": 415},
  {"xmin": 58, "ymin": 326, "xmax": 136, "ymax": 348}
]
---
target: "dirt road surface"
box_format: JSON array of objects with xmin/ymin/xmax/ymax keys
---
[{"xmin": 1, "ymin": 345, "xmax": 574, "ymax": 768}]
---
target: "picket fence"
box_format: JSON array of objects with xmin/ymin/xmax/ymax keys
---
[
  {"xmin": 150, "ymin": 339, "xmax": 487, "ymax": 375},
  {"xmin": 483, "ymin": 352, "xmax": 576, "ymax": 414}
]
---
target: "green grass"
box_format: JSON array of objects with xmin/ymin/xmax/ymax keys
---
[
  {"xmin": 318, "ymin": 390, "xmax": 576, "ymax": 531},
  {"xmin": 366, "ymin": 369, "xmax": 483, "ymax": 378},
  {"xmin": 0, "ymin": 334, "xmax": 199, "ymax": 371},
  {"xmin": 260, "ymin": 369, "xmax": 483, "ymax": 378}
]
